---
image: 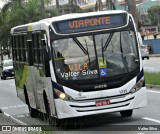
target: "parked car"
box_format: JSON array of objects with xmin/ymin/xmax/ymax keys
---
[
  {"xmin": 140, "ymin": 45, "xmax": 149, "ymax": 60},
  {"xmin": 0, "ymin": 59, "xmax": 14, "ymax": 80}
]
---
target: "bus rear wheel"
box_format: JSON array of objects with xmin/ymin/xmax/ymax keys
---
[
  {"xmin": 120, "ymin": 110, "xmax": 133, "ymax": 117},
  {"xmin": 24, "ymin": 87, "xmax": 38, "ymax": 118}
]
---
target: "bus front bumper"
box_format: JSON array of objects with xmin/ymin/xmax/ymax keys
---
[{"xmin": 54, "ymin": 87, "xmax": 147, "ymax": 119}]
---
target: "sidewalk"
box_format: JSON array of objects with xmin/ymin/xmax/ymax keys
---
[
  {"xmin": 149, "ymin": 54, "xmax": 160, "ymax": 57},
  {"xmin": 146, "ymin": 84, "xmax": 160, "ymax": 90},
  {"xmin": 0, "ymin": 112, "xmax": 29, "ymax": 134},
  {"xmin": 0, "ymin": 113, "xmax": 18, "ymax": 125}
]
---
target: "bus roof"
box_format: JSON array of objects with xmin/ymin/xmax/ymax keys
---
[{"xmin": 11, "ymin": 10, "xmax": 128, "ymax": 34}]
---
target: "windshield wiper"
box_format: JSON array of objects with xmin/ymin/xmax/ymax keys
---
[
  {"xmin": 85, "ymin": 39, "xmax": 91, "ymax": 66},
  {"xmin": 101, "ymin": 37, "xmax": 105, "ymax": 63},
  {"xmin": 73, "ymin": 37, "xmax": 88, "ymax": 54},
  {"xmin": 103, "ymin": 33, "xmax": 114, "ymax": 51}
]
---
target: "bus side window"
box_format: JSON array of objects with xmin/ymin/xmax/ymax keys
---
[
  {"xmin": 10, "ymin": 36, "xmax": 15, "ymax": 61},
  {"xmin": 32, "ymin": 32, "xmax": 43, "ymax": 66},
  {"xmin": 13, "ymin": 36, "xmax": 18, "ymax": 61},
  {"xmin": 21, "ymin": 34, "xmax": 27, "ymax": 62},
  {"xmin": 27, "ymin": 40, "xmax": 33, "ymax": 66},
  {"xmin": 32, "ymin": 33, "xmax": 38, "ymax": 64}
]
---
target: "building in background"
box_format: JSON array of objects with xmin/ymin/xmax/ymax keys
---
[{"xmin": 141, "ymin": 25, "xmax": 158, "ymax": 36}]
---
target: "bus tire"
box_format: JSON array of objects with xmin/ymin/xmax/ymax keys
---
[
  {"xmin": 120, "ymin": 110, "xmax": 133, "ymax": 117},
  {"xmin": 43, "ymin": 92, "xmax": 52, "ymax": 124},
  {"xmin": 43, "ymin": 92, "xmax": 61, "ymax": 126},
  {"xmin": 2, "ymin": 74, "xmax": 6, "ymax": 80},
  {"xmin": 24, "ymin": 86, "xmax": 38, "ymax": 118}
]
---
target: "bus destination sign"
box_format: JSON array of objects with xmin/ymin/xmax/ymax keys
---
[{"xmin": 53, "ymin": 14, "xmax": 127, "ymax": 34}]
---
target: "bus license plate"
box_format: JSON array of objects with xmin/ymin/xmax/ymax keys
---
[{"xmin": 96, "ymin": 100, "xmax": 110, "ymax": 106}]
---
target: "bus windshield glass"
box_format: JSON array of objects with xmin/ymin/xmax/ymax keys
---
[{"xmin": 52, "ymin": 30, "xmax": 139, "ymax": 80}]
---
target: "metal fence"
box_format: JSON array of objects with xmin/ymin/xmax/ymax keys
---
[{"xmin": 143, "ymin": 39, "xmax": 160, "ymax": 54}]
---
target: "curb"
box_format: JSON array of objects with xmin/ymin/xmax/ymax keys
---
[
  {"xmin": 0, "ymin": 109, "xmax": 28, "ymax": 125},
  {"xmin": 146, "ymin": 84, "xmax": 160, "ymax": 90},
  {"xmin": 149, "ymin": 55, "xmax": 160, "ymax": 57}
]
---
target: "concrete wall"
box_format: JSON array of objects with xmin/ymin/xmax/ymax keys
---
[{"xmin": 143, "ymin": 39, "xmax": 160, "ymax": 54}]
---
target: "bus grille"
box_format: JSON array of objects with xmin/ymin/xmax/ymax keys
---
[{"xmin": 68, "ymin": 96, "xmax": 134, "ymax": 112}]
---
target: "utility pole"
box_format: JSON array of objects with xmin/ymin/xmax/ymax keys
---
[
  {"xmin": 125, "ymin": 0, "xmax": 141, "ymax": 31},
  {"xmin": 105, "ymin": 0, "xmax": 116, "ymax": 10},
  {"xmin": 0, "ymin": 45, "xmax": 3, "ymax": 61},
  {"xmin": 56, "ymin": 0, "xmax": 59, "ymax": 10},
  {"xmin": 40, "ymin": 0, "xmax": 46, "ymax": 19},
  {"xmin": 125, "ymin": 0, "xmax": 138, "ymax": 24},
  {"xmin": 95, "ymin": 0, "xmax": 116, "ymax": 11}
]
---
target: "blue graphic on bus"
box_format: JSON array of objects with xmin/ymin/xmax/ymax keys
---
[{"xmin": 99, "ymin": 69, "xmax": 107, "ymax": 77}]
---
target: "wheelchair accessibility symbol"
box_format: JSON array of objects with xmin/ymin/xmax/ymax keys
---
[{"xmin": 99, "ymin": 69, "xmax": 107, "ymax": 77}]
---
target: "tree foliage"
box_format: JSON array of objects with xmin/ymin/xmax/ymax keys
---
[
  {"xmin": 0, "ymin": 0, "xmax": 58, "ymax": 52},
  {"xmin": 59, "ymin": 5, "xmax": 93, "ymax": 14},
  {"xmin": 0, "ymin": 0, "xmax": 93, "ymax": 53},
  {"xmin": 148, "ymin": 5, "xmax": 160, "ymax": 26}
]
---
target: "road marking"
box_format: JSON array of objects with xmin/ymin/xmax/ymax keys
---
[
  {"xmin": 1, "ymin": 104, "xmax": 27, "ymax": 110},
  {"xmin": 0, "ymin": 81, "xmax": 15, "ymax": 86},
  {"xmin": 17, "ymin": 115, "xmax": 26, "ymax": 118},
  {"xmin": 143, "ymin": 117, "xmax": 160, "ymax": 124},
  {"xmin": 17, "ymin": 114, "xmax": 29, "ymax": 118},
  {"xmin": 147, "ymin": 90, "xmax": 160, "ymax": 94},
  {"xmin": 3, "ymin": 112, "xmax": 28, "ymax": 125}
]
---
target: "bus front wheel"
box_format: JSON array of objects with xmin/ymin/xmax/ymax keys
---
[
  {"xmin": 43, "ymin": 92, "xmax": 61, "ymax": 126},
  {"xmin": 43, "ymin": 92, "xmax": 54, "ymax": 124},
  {"xmin": 120, "ymin": 110, "xmax": 133, "ymax": 117}
]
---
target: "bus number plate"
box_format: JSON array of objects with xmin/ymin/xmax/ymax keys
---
[{"xmin": 96, "ymin": 100, "xmax": 110, "ymax": 106}]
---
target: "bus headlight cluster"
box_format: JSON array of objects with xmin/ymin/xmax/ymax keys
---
[
  {"xmin": 130, "ymin": 78, "xmax": 144, "ymax": 94},
  {"xmin": 54, "ymin": 89, "xmax": 74, "ymax": 101}
]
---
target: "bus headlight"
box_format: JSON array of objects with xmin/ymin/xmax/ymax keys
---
[
  {"xmin": 59, "ymin": 92, "xmax": 66, "ymax": 100},
  {"xmin": 130, "ymin": 78, "xmax": 144, "ymax": 94},
  {"xmin": 54, "ymin": 89, "xmax": 74, "ymax": 101}
]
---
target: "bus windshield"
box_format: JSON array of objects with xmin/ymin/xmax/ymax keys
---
[{"xmin": 52, "ymin": 30, "xmax": 139, "ymax": 80}]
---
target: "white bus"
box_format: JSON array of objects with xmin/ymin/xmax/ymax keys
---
[{"xmin": 10, "ymin": 10, "xmax": 147, "ymax": 124}]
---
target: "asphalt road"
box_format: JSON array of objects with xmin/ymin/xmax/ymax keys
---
[
  {"xmin": 0, "ymin": 79, "xmax": 160, "ymax": 134},
  {"xmin": 0, "ymin": 78, "xmax": 28, "ymax": 116},
  {"xmin": 143, "ymin": 57, "xmax": 160, "ymax": 72}
]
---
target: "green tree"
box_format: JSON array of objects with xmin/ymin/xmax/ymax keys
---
[
  {"xmin": 0, "ymin": 0, "xmax": 58, "ymax": 58},
  {"xmin": 148, "ymin": 5, "xmax": 160, "ymax": 27}
]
